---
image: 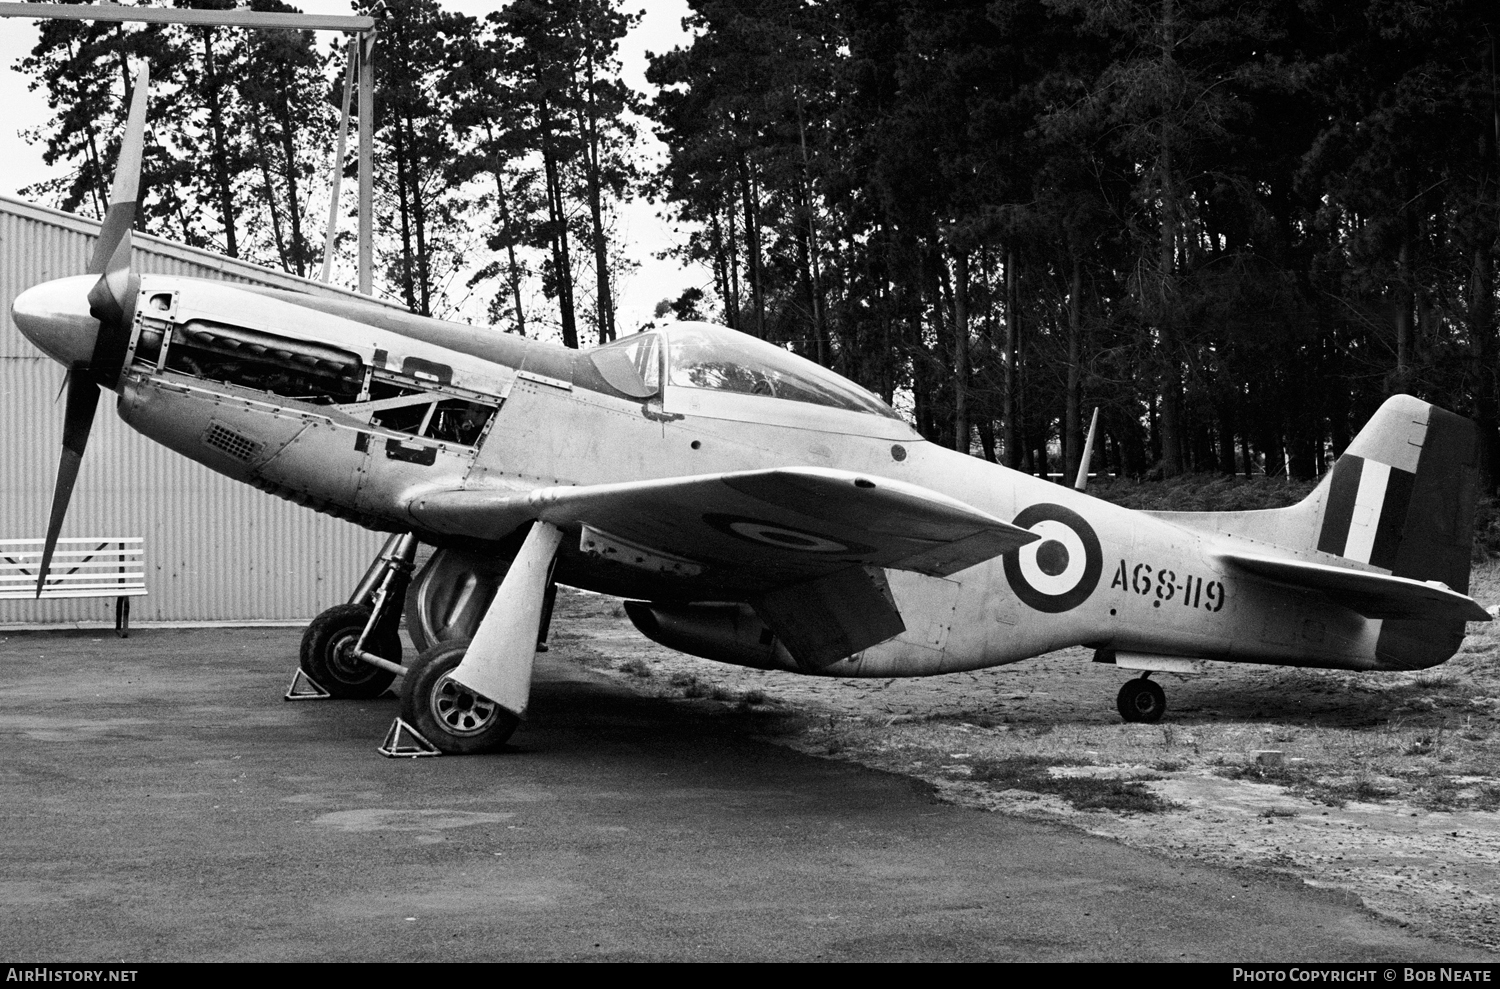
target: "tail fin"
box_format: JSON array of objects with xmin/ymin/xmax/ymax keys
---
[
  {"xmin": 1312, "ymin": 395, "xmax": 1484, "ymax": 668},
  {"xmin": 1314, "ymin": 395, "xmax": 1481, "ymax": 592}
]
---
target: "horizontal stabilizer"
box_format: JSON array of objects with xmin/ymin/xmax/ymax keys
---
[{"xmin": 1215, "ymin": 551, "xmax": 1490, "ymax": 623}]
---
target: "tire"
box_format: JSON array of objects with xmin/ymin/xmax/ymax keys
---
[
  {"xmin": 300, "ymin": 603, "xmax": 401, "ymax": 700},
  {"xmin": 399, "ymin": 639, "xmax": 520, "ymax": 754},
  {"xmin": 1116, "ymin": 677, "xmax": 1166, "ymax": 723}
]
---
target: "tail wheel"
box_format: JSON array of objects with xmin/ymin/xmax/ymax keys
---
[
  {"xmin": 300, "ymin": 603, "xmax": 400, "ymax": 699},
  {"xmin": 1117, "ymin": 677, "xmax": 1166, "ymax": 723},
  {"xmin": 399, "ymin": 639, "xmax": 519, "ymax": 755}
]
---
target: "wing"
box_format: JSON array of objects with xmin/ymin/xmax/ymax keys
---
[
  {"xmin": 408, "ymin": 466, "xmax": 1036, "ymax": 587},
  {"xmin": 1215, "ymin": 550, "xmax": 1490, "ymax": 622},
  {"xmin": 408, "ymin": 467, "xmax": 1035, "ymax": 668}
]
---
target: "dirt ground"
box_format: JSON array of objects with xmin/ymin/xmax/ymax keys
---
[{"xmin": 549, "ymin": 560, "xmax": 1500, "ymax": 955}]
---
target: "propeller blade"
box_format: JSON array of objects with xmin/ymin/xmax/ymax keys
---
[
  {"xmin": 36, "ymin": 373, "xmax": 102, "ymax": 596},
  {"xmin": 84, "ymin": 62, "xmax": 149, "ymax": 388},
  {"xmin": 87, "ymin": 62, "xmax": 149, "ymax": 277}
]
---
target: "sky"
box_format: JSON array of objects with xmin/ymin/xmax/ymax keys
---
[{"xmin": 0, "ymin": 0, "xmax": 704, "ymax": 337}]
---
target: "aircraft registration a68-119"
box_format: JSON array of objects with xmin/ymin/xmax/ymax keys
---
[{"xmin": 10, "ymin": 67, "xmax": 1492, "ymax": 754}]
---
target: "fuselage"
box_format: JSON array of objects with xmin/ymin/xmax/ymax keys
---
[{"xmin": 22, "ymin": 273, "xmax": 1389, "ymax": 678}]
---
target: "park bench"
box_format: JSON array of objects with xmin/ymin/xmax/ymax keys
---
[{"xmin": 0, "ymin": 538, "xmax": 147, "ymax": 637}]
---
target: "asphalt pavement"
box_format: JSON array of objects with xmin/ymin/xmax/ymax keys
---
[{"xmin": 0, "ymin": 625, "xmax": 1491, "ymax": 962}]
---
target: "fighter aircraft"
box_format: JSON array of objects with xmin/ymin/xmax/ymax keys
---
[{"xmin": 11, "ymin": 67, "xmax": 1491, "ymax": 754}]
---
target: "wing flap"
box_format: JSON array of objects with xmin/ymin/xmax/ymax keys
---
[
  {"xmin": 753, "ymin": 566, "xmax": 906, "ymax": 668},
  {"xmin": 1216, "ymin": 551, "xmax": 1490, "ymax": 622},
  {"xmin": 407, "ymin": 466, "xmax": 1036, "ymax": 589}
]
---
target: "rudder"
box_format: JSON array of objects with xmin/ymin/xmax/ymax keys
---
[
  {"xmin": 1313, "ymin": 395, "xmax": 1484, "ymax": 668},
  {"xmin": 1315, "ymin": 395, "xmax": 1480, "ymax": 591}
]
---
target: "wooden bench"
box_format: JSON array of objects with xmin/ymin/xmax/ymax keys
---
[{"xmin": 0, "ymin": 538, "xmax": 147, "ymax": 637}]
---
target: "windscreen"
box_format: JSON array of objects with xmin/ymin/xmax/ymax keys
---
[{"xmin": 665, "ymin": 322, "xmax": 902, "ymax": 420}]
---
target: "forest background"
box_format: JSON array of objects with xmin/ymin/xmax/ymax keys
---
[{"xmin": 9, "ymin": 0, "xmax": 1500, "ymax": 489}]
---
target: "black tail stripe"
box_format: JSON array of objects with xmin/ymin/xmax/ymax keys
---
[
  {"xmin": 1390, "ymin": 405, "xmax": 1481, "ymax": 589},
  {"xmin": 1317, "ymin": 454, "xmax": 1363, "ymax": 557},
  {"xmin": 1369, "ymin": 466, "xmax": 1415, "ymax": 571}
]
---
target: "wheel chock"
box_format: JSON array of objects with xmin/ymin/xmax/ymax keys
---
[
  {"xmin": 284, "ymin": 668, "xmax": 331, "ymax": 701},
  {"xmin": 378, "ymin": 717, "xmax": 441, "ymax": 758}
]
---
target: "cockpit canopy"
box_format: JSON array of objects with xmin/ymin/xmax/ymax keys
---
[{"xmin": 590, "ymin": 321, "xmax": 905, "ymax": 422}]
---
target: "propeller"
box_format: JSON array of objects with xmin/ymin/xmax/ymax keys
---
[{"xmin": 34, "ymin": 63, "xmax": 150, "ymax": 595}]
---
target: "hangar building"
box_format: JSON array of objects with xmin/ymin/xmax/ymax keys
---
[{"xmin": 1, "ymin": 196, "xmax": 387, "ymax": 624}]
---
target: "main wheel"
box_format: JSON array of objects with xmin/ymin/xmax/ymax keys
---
[
  {"xmin": 399, "ymin": 639, "xmax": 520, "ymax": 754},
  {"xmin": 1117, "ymin": 677, "xmax": 1166, "ymax": 723},
  {"xmin": 300, "ymin": 603, "xmax": 401, "ymax": 699}
]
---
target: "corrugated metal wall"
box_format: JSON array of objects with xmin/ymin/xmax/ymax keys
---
[{"xmin": 0, "ymin": 197, "xmax": 389, "ymax": 622}]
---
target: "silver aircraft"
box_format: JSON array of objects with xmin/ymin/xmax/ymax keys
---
[{"xmin": 11, "ymin": 68, "xmax": 1491, "ymax": 753}]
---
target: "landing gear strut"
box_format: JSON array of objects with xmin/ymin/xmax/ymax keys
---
[
  {"xmin": 1116, "ymin": 674, "xmax": 1166, "ymax": 724},
  {"xmin": 299, "ymin": 533, "xmax": 418, "ymax": 698}
]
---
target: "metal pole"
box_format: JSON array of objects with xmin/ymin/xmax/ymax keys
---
[
  {"xmin": 0, "ymin": 3, "xmax": 373, "ymax": 31},
  {"xmin": 358, "ymin": 29, "xmax": 376, "ymax": 297},
  {"xmin": 1074, "ymin": 407, "xmax": 1100, "ymax": 492},
  {"xmin": 319, "ymin": 38, "xmax": 356, "ymax": 284}
]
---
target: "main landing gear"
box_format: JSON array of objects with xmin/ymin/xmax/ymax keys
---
[
  {"xmin": 1116, "ymin": 674, "xmax": 1166, "ymax": 724},
  {"xmin": 296, "ymin": 524, "xmax": 565, "ymax": 755},
  {"xmin": 299, "ymin": 533, "xmax": 417, "ymax": 699},
  {"xmin": 397, "ymin": 521, "xmax": 563, "ymax": 754}
]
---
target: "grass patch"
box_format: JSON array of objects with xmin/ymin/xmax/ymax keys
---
[
  {"xmin": 735, "ymin": 688, "xmax": 770, "ymax": 711},
  {"xmin": 661, "ymin": 673, "xmax": 755, "ymax": 705},
  {"xmin": 1217, "ymin": 761, "xmax": 1346, "ymax": 805},
  {"xmin": 963, "ymin": 755, "xmax": 1174, "ymax": 813},
  {"xmin": 668, "ymin": 671, "xmax": 711, "ymax": 697},
  {"xmin": 618, "ymin": 658, "xmax": 653, "ymax": 679},
  {"xmin": 1404, "ymin": 734, "xmax": 1441, "ymax": 756},
  {"xmin": 1322, "ymin": 777, "xmax": 1401, "ymax": 803}
]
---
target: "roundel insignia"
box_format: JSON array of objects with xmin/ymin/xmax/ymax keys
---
[
  {"xmin": 703, "ymin": 513, "xmax": 873, "ymax": 555},
  {"xmin": 1003, "ymin": 503, "xmax": 1103, "ymax": 612}
]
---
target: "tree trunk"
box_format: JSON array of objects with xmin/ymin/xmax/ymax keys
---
[
  {"xmin": 796, "ymin": 98, "xmax": 827, "ymax": 365},
  {"xmin": 1393, "ymin": 226, "xmax": 1414, "ymax": 395},
  {"xmin": 737, "ymin": 153, "xmax": 766, "ymax": 339},
  {"xmin": 200, "ymin": 29, "xmax": 238, "ymax": 258},
  {"xmin": 388, "ymin": 109, "xmax": 417, "ymax": 311},
  {"xmin": 574, "ymin": 58, "xmax": 615, "ymax": 344},
  {"xmin": 539, "ymin": 96, "xmax": 578, "ymax": 349},
  {"xmin": 1003, "ymin": 244, "xmax": 1021, "ymax": 469},
  {"xmin": 482, "ymin": 129, "xmax": 527, "ymax": 337},
  {"xmin": 1064, "ymin": 252, "xmax": 1083, "ymax": 481},
  {"xmin": 952, "ymin": 246, "xmax": 970, "ymax": 456},
  {"xmin": 276, "ymin": 92, "xmax": 307, "ymax": 279}
]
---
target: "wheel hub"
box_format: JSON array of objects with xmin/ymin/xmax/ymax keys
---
[
  {"xmin": 330, "ymin": 631, "xmax": 375, "ymax": 681},
  {"xmin": 431, "ymin": 674, "xmax": 500, "ymax": 736}
]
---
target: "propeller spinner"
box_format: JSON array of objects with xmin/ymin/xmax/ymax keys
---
[{"xmin": 11, "ymin": 63, "xmax": 149, "ymax": 595}]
